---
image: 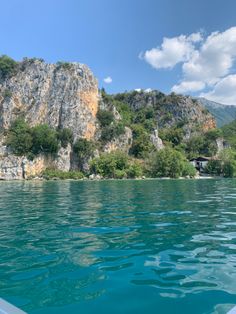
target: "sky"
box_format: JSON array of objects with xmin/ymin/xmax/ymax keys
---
[{"xmin": 1, "ymin": 0, "xmax": 236, "ymax": 104}]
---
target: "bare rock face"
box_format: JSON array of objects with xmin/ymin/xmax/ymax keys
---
[
  {"xmin": 0, "ymin": 59, "xmax": 99, "ymax": 140},
  {"xmin": 0, "ymin": 59, "xmax": 99, "ymax": 179},
  {"xmin": 150, "ymin": 129, "xmax": 164, "ymax": 150},
  {"xmin": 54, "ymin": 145, "xmax": 72, "ymax": 171},
  {"xmin": 103, "ymin": 127, "xmax": 133, "ymax": 153},
  {"xmin": 0, "ymin": 155, "xmax": 50, "ymax": 180}
]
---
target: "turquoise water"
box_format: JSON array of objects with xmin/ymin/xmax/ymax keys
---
[{"xmin": 0, "ymin": 179, "xmax": 236, "ymax": 313}]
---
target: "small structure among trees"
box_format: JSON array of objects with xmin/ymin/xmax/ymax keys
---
[{"xmin": 190, "ymin": 157, "xmax": 210, "ymax": 172}]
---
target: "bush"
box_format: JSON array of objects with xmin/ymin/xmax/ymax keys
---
[
  {"xmin": 56, "ymin": 62, "xmax": 73, "ymax": 70},
  {"xmin": 182, "ymin": 162, "xmax": 197, "ymax": 177},
  {"xmin": 31, "ymin": 124, "xmax": 59, "ymax": 155},
  {"xmin": 185, "ymin": 134, "xmax": 217, "ymax": 158},
  {"xmin": 149, "ymin": 148, "xmax": 195, "ymax": 178},
  {"xmin": 97, "ymin": 109, "xmax": 114, "ymax": 127},
  {"xmin": 57, "ymin": 128, "xmax": 73, "ymax": 148},
  {"xmin": 90, "ymin": 151, "xmax": 129, "ymax": 178},
  {"xmin": 205, "ymin": 160, "xmax": 222, "ymax": 176},
  {"xmin": 73, "ymin": 138, "xmax": 95, "ymax": 159},
  {"xmin": 205, "ymin": 149, "xmax": 236, "ymax": 177},
  {"xmin": 159, "ymin": 127, "xmax": 183, "ymax": 146},
  {"xmin": 114, "ymin": 101, "xmax": 134, "ymax": 126},
  {"xmin": 127, "ymin": 162, "xmax": 143, "ymax": 178},
  {"xmin": 90, "ymin": 151, "xmax": 144, "ymax": 179},
  {"xmin": 114, "ymin": 169, "xmax": 127, "ymax": 179},
  {"xmin": 100, "ymin": 123, "xmax": 125, "ymax": 142},
  {"xmin": 0, "ymin": 55, "xmax": 17, "ymax": 78},
  {"xmin": 6, "ymin": 119, "xmax": 75, "ymax": 158},
  {"xmin": 42, "ymin": 169, "xmax": 84, "ymax": 180},
  {"xmin": 130, "ymin": 124, "xmax": 154, "ymax": 158},
  {"xmin": 6, "ymin": 118, "xmax": 33, "ymax": 155}
]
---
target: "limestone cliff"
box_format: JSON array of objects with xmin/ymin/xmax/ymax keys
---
[
  {"xmin": 0, "ymin": 58, "xmax": 217, "ymax": 180},
  {"xmin": 0, "ymin": 58, "xmax": 98, "ymax": 140}
]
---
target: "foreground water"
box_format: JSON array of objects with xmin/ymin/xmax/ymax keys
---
[{"xmin": 1, "ymin": 179, "xmax": 236, "ymax": 313}]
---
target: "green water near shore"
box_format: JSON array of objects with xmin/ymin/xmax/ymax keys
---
[{"xmin": 0, "ymin": 179, "xmax": 236, "ymax": 313}]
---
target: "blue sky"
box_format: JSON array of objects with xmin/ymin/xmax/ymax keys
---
[{"xmin": 1, "ymin": 0, "xmax": 236, "ymax": 103}]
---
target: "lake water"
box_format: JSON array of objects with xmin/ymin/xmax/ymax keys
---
[{"xmin": 0, "ymin": 179, "xmax": 236, "ymax": 314}]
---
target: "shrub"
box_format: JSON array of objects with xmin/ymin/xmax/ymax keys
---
[
  {"xmin": 31, "ymin": 124, "xmax": 59, "ymax": 155},
  {"xmin": 130, "ymin": 124, "xmax": 154, "ymax": 158},
  {"xmin": 90, "ymin": 151, "xmax": 129, "ymax": 178},
  {"xmin": 100, "ymin": 123, "xmax": 125, "ymax": 142},
  {"xmin": 6, "ymin": 118, "xmax": 33, "ymax": 155},
  {"xmin": 159, "ymin": 127, "xmax": 184, "ymax": 146},
  {"xmin": 205, "ymin": 149, "xmax": 236, "ymax": 177},
  {"xmin": 0, "ymin": 55, "xmax": 17, "ymax": 78},
  {"xmin": 56, "ymin": 62, "xmax": 73, "ymax": 70},
  {"xmin": 57, "ymin": 128, "xmax": 73, "ymax": 148},
  {"xmin": 90, "ymin": 151, "xmax": 144, "ymax": 179},
  {"xmin": 42, "ymin": 169, "xmax": 84, "ymax": 180},
  {"xmin": 6, "ymin": 119, "xmax": 74, "ymax": 158},
  {"xmin": 97, "ymin": 109, "xmax": 114, "ymax": 127},
  {"xmin": 149, "ymin": 148, "xmax": 195, "ymax": 178},
  {"xmin": 182, "ymin": 162, "xmax": 196, "ymax": 177},
  {"xmin": 73, "ymin": 138, "xmax": 95, "ymax": 170},
  {"xmin": 127, "ymin": 162, "xmax": 143, "ymax": 178},
  {"xmin": 114, "ymin": 169, "xmax": 127, "ymax": 179},
  {"xmin": 205, "ymin": 160, "xmax": 222, "ymax": 176},
  {"xmin": 114, "ymin": 101, "xmax": 134, "ymax": 126}
]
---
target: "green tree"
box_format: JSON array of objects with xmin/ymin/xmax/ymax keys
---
[
  {"xmin": 159, "ymin": 127, "xmax": 184, "ymax": 146},
  {"xmin": 31, "ymin": 124, "xmax": 59, "ymax": 155},
  {"xmin": 0, "ymin": 55, "xmax": 17, "ymax": 78},
  {"xmin": 100, "ymin": 122, "xmax": 125, "ymax": 142},
  {"xmin": 149, "ymin": 148, "xmax": 196, "ymax": 178},
  {"xmin": 73, "ymin": 138, "xmax": 95, "ymax": 169},
  {"xmin": 90, "ymin": 151, "xmax": 129, "ymax": 178},
  {"xmin": 57, "ymin": 128, "xmax": 73, "ymax": 148},
  {"xmin": 205, "ymin": 149, "xmax": 236, "ymax": 177},
  {"xmin": 130, "ymin": 124, "xmax": 154, "ymax": 158},
  {"xmin": 6, "ymin": 118, "xmax": 33, "ymax": 155},
  {"xmin": 97, "ymin": 109, "xmax": 114, "ymax": 127}
]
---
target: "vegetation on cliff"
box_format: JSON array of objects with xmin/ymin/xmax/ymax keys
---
[
  {"xmin": 0, "ymin": 55, "xmax": 18, "ymax": 78},
  {"xmin": 2, "ymin": 56, "xmax": 236, "ymax": 180},
  {"xmin": 6, "ymin": 118, "xmax": 72, "ymax": 158}
]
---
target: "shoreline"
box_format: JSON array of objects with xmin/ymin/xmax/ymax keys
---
[{"xmin": 0, "ymin": 175, "xmax": 225, "ymax": 182}]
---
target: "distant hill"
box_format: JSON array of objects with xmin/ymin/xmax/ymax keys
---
[{"xmin": 198, "ymin": 97, "xmax": 236, "ymax": 127}]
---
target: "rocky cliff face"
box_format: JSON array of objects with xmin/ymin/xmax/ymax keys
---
[
  {"xmin": 116, "ymin": 90, "xmax": 216, "ymax": 133},
  {"xmin": 0, "ymin": 59, "xmax": 217, "ymax": 180},
  {"xmin": 0, "ymin": 58, "xmax": 100, "ymax": 179},
  {"xmin": 0, "ymin": 58, "xmax": 98, "ymax": 140}
]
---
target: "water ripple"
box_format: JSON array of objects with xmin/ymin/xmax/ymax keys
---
[{"xmin": 0, "ymin": 179, "xmax": 236, "ymax": 313}]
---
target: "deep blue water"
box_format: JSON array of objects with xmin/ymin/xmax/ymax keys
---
[{"xmin": 0, "ymin": 179, "xmax": 236, "ymax": 314}]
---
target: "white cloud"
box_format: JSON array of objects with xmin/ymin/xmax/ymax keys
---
[
  {"xmin": 135, "ymin": 88, "xmax": 142, "ymax": 92},
  {"xmin": 182, "ymin": 27, "xmax": 236, "ymax": 85},
  {"xmin": 141, "ymin": 32, "xmax": 202, "ymax": 69},
  {"xmin": 103, "ymin": 76, "xmax": 112, "ymax": 84},
  {"xmin": 172, "ymin": 81, "xmax": 205, "ymax": 93},
  {"xmin": 141, "ymin": 27, "xmax": 236, "ymax": 100},
  {"xmin": 144, "ymin": 88, "xmax": 152, "ymax": 93},
  {"xmin": 200, "ymin": 74, "xmax": 236, "ymax": 105}
]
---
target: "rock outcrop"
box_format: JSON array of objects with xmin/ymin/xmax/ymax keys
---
[
  {"xmin": 0, "ymin": 59, "xmax": 99, "ymax": 179},
  {"xmin": 103, "ymin": 127, "xmax": 133, "ymax": 153},
  {"xmin": 111, "ymin": 90, "xmax": 216, "ymax": 135},
  {"xmin": 150, "ymin": 129, "xmax": 164, "ymax": 150},
  {"xmin": 0, "ymin": 58, "xmax": 98, "ymax": 140},
  {"xmin": 0, "ymin": 59, "xmax": 218, "ymax": 180}
]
